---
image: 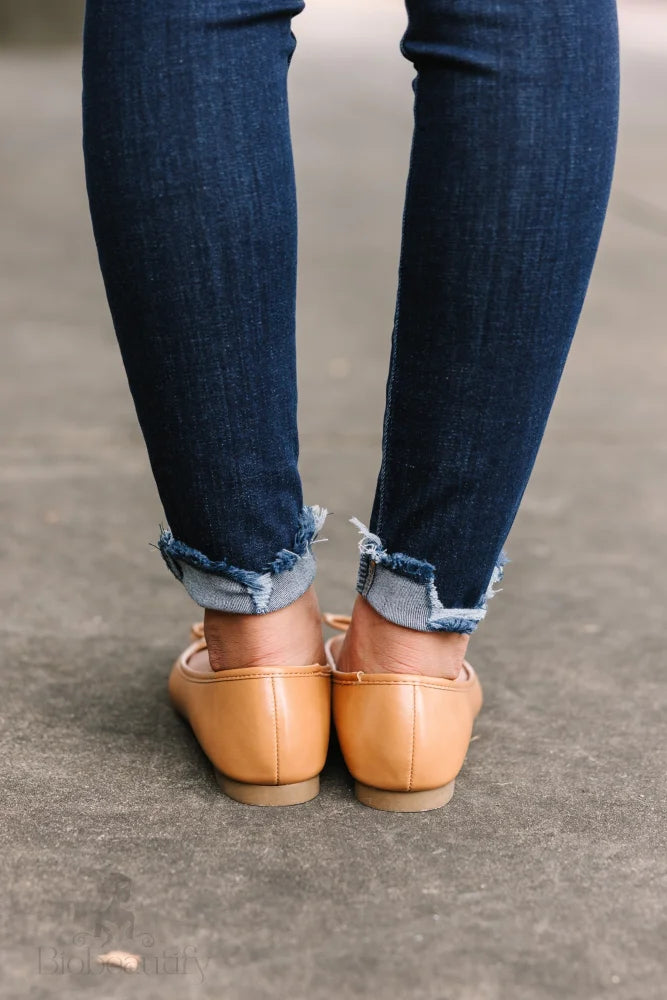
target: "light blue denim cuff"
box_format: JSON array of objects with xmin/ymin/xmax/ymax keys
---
[
  {"xmin": 158, "ymin": 505, "xmax": 327, "ymax": 614},
  {"xmin": 352, "ymin": 518, "xmax": 507, "ymax": 635}
]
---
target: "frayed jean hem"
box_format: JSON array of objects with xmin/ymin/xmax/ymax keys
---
[
  {"xmin": 352, "ymin": 518, "xmax": 507, "ymax": 635},
  {"xmin": 158, "ymin": 504, "xmax": 327, "ymax": 614}
]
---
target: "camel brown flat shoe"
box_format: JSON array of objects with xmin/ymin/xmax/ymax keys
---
[
  {"xmin": 169, "ymin": 623, "xmax": 332, "ymax": 806},
  {"xmin": 323, "ymin": 614, "xmax": 482, "ymax": 812}
]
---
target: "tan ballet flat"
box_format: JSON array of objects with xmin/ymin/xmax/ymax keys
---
[
  {"xmin": 169, "ymin": 623, "xmax": 331, "ymax": 806},
  {"xmin": 323, "ymin": 613, "xmax": 482, "ymax": 812}
]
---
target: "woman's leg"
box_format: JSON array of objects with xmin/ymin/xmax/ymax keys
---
[
  {"xmin": 82, "ymin": 0, "xmax": 325, "ymax": 667},
  {"xmin": 341, "ymin": 0, "xmax": 619, "ymax": 676}
]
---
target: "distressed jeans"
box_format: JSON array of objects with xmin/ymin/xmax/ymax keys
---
[{"xmin": 82, "ymin": 0, "xmax": 618, "ymax": 634}]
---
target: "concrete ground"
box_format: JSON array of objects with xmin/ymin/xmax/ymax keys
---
[{"xmin": 1, "ymin": 3, "xmax": 666, "ymax": 998}]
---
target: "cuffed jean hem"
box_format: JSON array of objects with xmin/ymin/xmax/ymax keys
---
[
  {"xmin": 158, "ymin": 504, "xmax": 327, "ymax": 614},
  {"xmin": 352, "ymin": 519, "xmax": 507, "ymax": 635}
]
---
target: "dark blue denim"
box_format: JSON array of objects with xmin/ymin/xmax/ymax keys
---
[{"xmin": 82, "ymin": 0, "xmax": 618, "ymax": 630}]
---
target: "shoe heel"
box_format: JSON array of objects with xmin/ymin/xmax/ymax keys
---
[
  {"xmin": 214, "ymin": 771, "xmax": 320, "ymax": 806},
  {"xmin": 354, "ymin": 779, "xmax": 456, "ymax": 813}
]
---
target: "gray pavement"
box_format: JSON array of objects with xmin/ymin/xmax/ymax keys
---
[{"xmin": 1, "ymin": 3, "xmax": 666, "ymax": 998}]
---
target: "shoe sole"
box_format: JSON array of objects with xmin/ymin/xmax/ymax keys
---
[
  {"xmin": 214, "ymin": 770, "xmax": 320, "ymax": 806},
  {"xmin": 354, "ymin": 778, "xmax": 455, "ymax": 812}
]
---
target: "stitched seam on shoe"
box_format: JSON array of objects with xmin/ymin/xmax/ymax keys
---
[
  {"xmin": 181, "ymin": 669, "xmax": 330, "ymax": 683},
  {"xmin": 332, "ymin": 678, "xmax": 471, "ymax": 693},
  {"xmin": 408, "ymin": 685, "xmax": 416, "ymax": 792},
  {"xmin": 271, "ymin": 676, "xmax": 279, "ymax": 786},
  {"xmin": 181, "ymin": 666, "xmax": 328, "ymax": 677}
]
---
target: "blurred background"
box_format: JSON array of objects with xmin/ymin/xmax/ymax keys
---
[
  {"xmin": 1, "ymin": 3, "xmax": 665, "ymax": 999},
  {"xmin": 0, "ymin": 0, "xmax": 82, "ymax": 45}
]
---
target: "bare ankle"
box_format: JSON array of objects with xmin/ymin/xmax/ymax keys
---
[
  {"xmin": 335, "ymin": 595, "xmax": 468, "ymax": 680},
  {"xmin": 203, "ymin": 586, "xmax": 325, "ymax": 671}
]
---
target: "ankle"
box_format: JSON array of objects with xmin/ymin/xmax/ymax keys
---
[
  {"xmin": 204, "ymin": 586, "xmax": 325, "ymax": 671},
  {"xmin": 335, "ymin": 595, "xmax": 468, "ymax": 680}
]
